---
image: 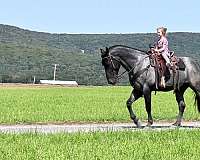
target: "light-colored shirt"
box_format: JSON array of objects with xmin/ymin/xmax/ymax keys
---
[{"xmin": 157, "ymin": 36, "xmax": 170, "ymax": 56}]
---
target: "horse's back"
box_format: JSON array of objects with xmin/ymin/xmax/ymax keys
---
[{"xmin": 181, "ymin": 56, "xmax": 200, "ymax": 82}]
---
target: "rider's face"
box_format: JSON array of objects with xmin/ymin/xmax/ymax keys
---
[{"xmin": 157, "ymin": 29, "xmax": 163, "ymax": 37}]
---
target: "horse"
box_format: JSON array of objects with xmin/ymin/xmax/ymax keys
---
[{"xmin": 100, "ymin": 45, "xmax": 200, "ymax": 127}]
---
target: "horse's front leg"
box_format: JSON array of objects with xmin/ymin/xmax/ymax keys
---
[
  {"xmin": 126, "ymin": 89, "xmax": 142, "ymax": 128},
  {"xmin": 143, "ymin": 84, "xmax": 153, "ymax": 126}
]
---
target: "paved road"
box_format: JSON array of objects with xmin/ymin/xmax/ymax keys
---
[{"xmin": 0, "ymin": 121, "xmax": 200, "ymax": 134}]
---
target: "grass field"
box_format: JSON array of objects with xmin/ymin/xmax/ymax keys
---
[
  {"xmin": 0, "ymin": 129, "xmax": 200, "ymax": 160},
  {"xmin": 0, "ymin": 85, "xmax": 199, "ymax": 124},
  {"xmin": 0, "ymin": 85, "xmax": 200, "ymax": 160}
]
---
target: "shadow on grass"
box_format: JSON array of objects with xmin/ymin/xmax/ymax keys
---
[{"xmin": 119, "ymin": 125, "xmax": 200, "ymax": 130}]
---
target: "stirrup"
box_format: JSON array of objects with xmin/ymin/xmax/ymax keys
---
[{"xmin": 166, "ymin": 63, "xmax": 173, "ymax": 68}]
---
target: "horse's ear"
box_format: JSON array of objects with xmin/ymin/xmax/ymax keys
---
[
  {"xmin": 100, "ymin": 48, "xmax": 108, "ymax": 57},
  {"xmin": 100, "ymin": 48, "xmax": 104, "ymax": 53},
  {"xmin": 100, "ymin": 48, "xmax": 105, "ymax": 56},
  {"xmin": 106, "ymin": 47, "xmax": 109, "ymax": 53}
]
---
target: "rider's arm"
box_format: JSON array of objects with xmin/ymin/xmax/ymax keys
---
[{"xmin": 157, "ymin": 38, "xmax": 168, "ymax": 52}]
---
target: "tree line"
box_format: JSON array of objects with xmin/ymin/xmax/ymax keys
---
[{"xmin": 0, "ymin": 24, "xmax": 199, "ymax": 85}]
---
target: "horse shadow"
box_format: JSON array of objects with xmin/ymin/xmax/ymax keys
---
[{"xmin": 120, "ymin": 124, "xmax": 200, "ymax": 130}]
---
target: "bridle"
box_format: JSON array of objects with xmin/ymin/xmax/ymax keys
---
[{"xmin": 102, "ymin": 54, "xmax": 120, "ymax": 70}]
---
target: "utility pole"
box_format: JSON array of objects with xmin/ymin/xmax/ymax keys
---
[
  {"xmin": 33, "ymin": 76, "xmax": 36, "ymax": 84},
  {"xmin": 53, "ymin": 64, "xmax": 59, "ymax": 81}
]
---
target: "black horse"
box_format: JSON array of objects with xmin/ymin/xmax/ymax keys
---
[{"xmin": 101, "ymin": 45, "xmax": 200, "ymax": 127}]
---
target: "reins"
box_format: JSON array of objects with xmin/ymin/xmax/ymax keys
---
[
  {"xmin": 102, "ymin": 51, "xmax": 151, "ymax": 81},
  {"xmin": 117, "ymin": 55, "xmax": 150, "ymax": 80}
]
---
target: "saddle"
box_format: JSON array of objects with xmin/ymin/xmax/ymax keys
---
[{"xmin": 148, "ymin": 49, "xmax": 186, "ymax": 90}]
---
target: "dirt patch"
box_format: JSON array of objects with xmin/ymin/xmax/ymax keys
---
[{"xmin": 0, "ymin": 121, "xmax": 199, "ymax": 134}]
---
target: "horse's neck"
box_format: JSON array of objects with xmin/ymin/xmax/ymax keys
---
[{"xmin": 118, "ymin": 52, "xmax": 143, "ymax": 71}]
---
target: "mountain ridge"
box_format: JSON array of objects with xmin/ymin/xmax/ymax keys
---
[{"xmin": 0, "ymin": 24, "xmax": 199, "ymax": 85}]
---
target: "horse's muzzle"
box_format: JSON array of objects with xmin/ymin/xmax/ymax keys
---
[{"xmin": 108, "ymin": 79, "xmax": 117, "ymax": 85}]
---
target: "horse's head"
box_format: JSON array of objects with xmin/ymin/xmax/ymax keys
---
[{"xmin": 100, "ymin": 47, "xmax": 121, "ymax": 85}]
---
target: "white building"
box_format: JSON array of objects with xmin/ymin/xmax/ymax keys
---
[{"xmin": 40, "ymin": 80, "xmax": 78, "ymax": 86}]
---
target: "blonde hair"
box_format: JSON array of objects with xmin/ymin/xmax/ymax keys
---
[{"xmin": 157, "ymin": 27, "xmax": 167, "ymax": 36}]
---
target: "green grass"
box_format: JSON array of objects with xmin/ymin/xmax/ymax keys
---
[
  {"xmin": 0, "ymin": 86, "xmax": 199, "ymax": 124},
  {"xmin": 0, "ymin": 130, "xmax": 200, "ymax": 160}
]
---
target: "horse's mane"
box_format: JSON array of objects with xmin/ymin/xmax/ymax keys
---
[{"xmin": 108, "ymin": 45, "xmax": 147, "ymax": 54}]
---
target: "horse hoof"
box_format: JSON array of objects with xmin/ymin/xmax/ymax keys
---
[
  {"xmin": 133, "ymin": 120, "xmax": 142, "ymax": 128},
  {"xmin": 136, "ymin": 121, "xmax": 143, "ymax": 128},
  {"xmin": 172, "ymin": 122, "xmax": 181, "ymax": 127},
  {"xmin": 146, "ymin": 122, "xmax": 153, "ymax": 127}
]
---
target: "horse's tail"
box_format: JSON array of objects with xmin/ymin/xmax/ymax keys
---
[
  {"xmin": 192, "ymin": 81, "xmax": 200, "ymax": 112},
  {"xmin": 194, "ymin": 91, "xmax": 200, "ymax": 113},
  {"xmin": 188, "ymin": 58, "xmax": 200, "ymax": 112}
]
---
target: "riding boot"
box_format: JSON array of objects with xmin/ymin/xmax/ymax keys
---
[{"xmin": 162, "ymin": 53, "xmax": 172, "ymax": 68}]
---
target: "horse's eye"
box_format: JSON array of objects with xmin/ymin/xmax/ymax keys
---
[
  {"xmin": 102, "ymin": 59, "xmax": 109, "ymax": 66},
  {"xmin": 102, "ymin": 61, "xmax": 106, "ymax": 66}
]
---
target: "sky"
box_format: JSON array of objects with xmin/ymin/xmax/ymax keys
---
[{"xmin": 0, "ymin": 0, "xmax": 199, "ymax": 33}]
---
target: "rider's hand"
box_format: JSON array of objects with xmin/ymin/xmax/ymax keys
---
[{"xmin": 154, "ymin": 48, "xmax": 159, "ymax": 52}]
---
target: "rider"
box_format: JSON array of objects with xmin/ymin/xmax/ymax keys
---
[
  {"xmin": 153, "ymin": 27, "xmax": 171, "ymax": 66},
  {"xmin": 152, "ymin": 27, "xmax": 171, "ymax": 88}
]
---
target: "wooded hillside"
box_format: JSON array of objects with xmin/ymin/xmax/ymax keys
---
[{"xmin": 0, "ymin": 24, "xmax": 199, "ymax": 85}]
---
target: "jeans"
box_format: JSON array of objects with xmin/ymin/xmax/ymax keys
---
[{"xmin": 161, "ymin": 52, "xmax": 170, "ymax": 64}]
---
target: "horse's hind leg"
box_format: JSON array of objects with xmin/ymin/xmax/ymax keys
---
[
  {"xmin": 126, "ymin": 89, "xmax": 142, "ymax": 128},
  {"xmin": 190, "ymin": 82, "xmax": 200, "ymax": 113},
  {"xmin": 143, "ymin": 84, "xmax": 153, "ymax": 126},
  {"xmin": 173, "ymin": 86, "xmax": 188, "ymax": 126}
]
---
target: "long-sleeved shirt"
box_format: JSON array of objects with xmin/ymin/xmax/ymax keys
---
[{"xmin": 156, "ymin": 36, "xmax": 170, "ymax": 56}]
